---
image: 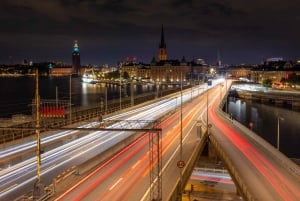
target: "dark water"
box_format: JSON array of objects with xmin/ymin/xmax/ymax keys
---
[
  {"xmin": 0, "ymin": 76, "xmax": 156, "ymax": 118},
  {"xmin": 226, "ymin": 97, "xmax": 300, "ymax": 159}
]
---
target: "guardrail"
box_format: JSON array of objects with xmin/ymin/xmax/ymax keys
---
[
  {"xmin": 14, "ymin": 166, "xmax": 77, "ymax": 201},
  {"xmin": 14, "ymin": 184, "xmax": 55, "ymax": 201},
  {"xmin": 219, "ymin": 82, "xmax": 300, "ymax": 178},
  {"xmin": 209, "ymin": 133, "xmax": 257, "ymax": 201},
  {"xmin": 0, "ymin": 87, "xmax": 189, "ymax": 144},
  {"xmin": 218, "ymin": 104, "xmax": 300, "ymax": 179},
  {"xmin": 193, "ymin": 167, "xmax": 228, "ymax": 175},
  {"xmin": 211, "ymin": 81, "xmax": 300, "ymax": 200}
]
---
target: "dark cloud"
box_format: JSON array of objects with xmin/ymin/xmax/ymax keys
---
[{"xmin": 0, "ymin": 0, "xmax": 299, "ymax": 65}]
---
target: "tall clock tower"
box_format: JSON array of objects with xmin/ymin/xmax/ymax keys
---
[{"xmin": 72, "ymin": 40, "xmax": 81, "ymax": 74}]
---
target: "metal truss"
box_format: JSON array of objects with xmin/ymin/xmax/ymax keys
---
[{"xmin": 1, "ymin": 119, "xmax": 163, "ymax": 201}]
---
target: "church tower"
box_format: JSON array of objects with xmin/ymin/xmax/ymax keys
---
[
  {"xmin": 72, "ymin": 40, "xmax": 81, "ymax": 74},
  {"xmin": 158, "ymin": 25, "xmax": 167, "ymax": 62}
]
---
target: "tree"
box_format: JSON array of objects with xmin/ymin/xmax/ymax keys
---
[
  {"xmin": 262, "ymin": 79, "xmax": 272, "ymax": 87},
  {"xmin": 123, "ymin": 71, "xmax": 130, "ymax": 80},
  {"xmin": 105, "ymin": 70, "xmax": 119, "ymax": 79},
  {"xmin": 289, "ymin": 73, "xmax": 300, "ymax": 85}
]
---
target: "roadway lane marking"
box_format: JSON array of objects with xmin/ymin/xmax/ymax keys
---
[
  {"xmin": 141, "ymin": 94, "xmax": 210, "ymax": 201},
  {"xmin": 0, "ymin": 184, "xmax": 18, "ymax": 195},
  {"xmin": 43, "ymin": 164, "xmax": 56, "ymax": 172},
  {"xmin": 132, "ymin": 160, "xmax": 141, "ymax": 169},
  {"xmin": 109, "ymin": 178, "xmax": 123, "ymax": 191}
]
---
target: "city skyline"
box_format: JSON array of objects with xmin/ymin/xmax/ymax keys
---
[{"xmin": 0, "ymin": 0, "xmax": 300, "ymax": 66}]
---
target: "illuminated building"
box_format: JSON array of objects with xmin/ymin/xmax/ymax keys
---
[
  {"xmin": 72, "ymin": 40, "xmax": 81, "ymax": 74},
  {"xmin": 122, "ymin": 25, "xmax": 192, "ymax": 83},
  {"xmin": 151, "ymin": 25, "xmax": 190, "ymax": 83}
]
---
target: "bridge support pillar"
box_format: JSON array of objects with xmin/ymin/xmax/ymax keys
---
[
  {"xmin": 236, "ymin": 186, "xmax": 242, "ymax": 197},
  {"xmin": 208, "ymin": 139, "xmax": 217, "ymax": 160}
]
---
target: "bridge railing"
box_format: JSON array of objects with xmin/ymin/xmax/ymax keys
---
[
  {"xmin": 218, "ymin": 107, "xmax": 300, "ymax": 179},
  {"xmin": 218, "ymin": 81, "xmax": 300, "ymax": 179},
  {"xmin": 203, "ymin": 82, "xmax": 258, "ymax": 200},
  {"xmin": 213, "ymin": 81, "xmax": 300, "ymax": 200},
  {"xmin": 209, "ymin": 133, "xmax": 257, "ymax": 201}
]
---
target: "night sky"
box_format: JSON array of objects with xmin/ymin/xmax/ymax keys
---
[{"xmin": 0, "ymin": 0, "xmax": 300, "ymax": 66}]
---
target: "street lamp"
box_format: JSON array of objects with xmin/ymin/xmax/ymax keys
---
[
  {"xmin": 277, "ymin": 116, "xmax": 284, "ymax": 151},
  {"xmin": 179, "ymin": 72, "xmax": 183, "ymax": 200},
  {"xmin": 119, "ymin": 66, "xmax": 122, "ymax": 110}
]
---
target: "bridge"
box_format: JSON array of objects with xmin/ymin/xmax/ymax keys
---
[{"xmin": 0, "ymin": 80, "xmax": 300, "ymax": 201}]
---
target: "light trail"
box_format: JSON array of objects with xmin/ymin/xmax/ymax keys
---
[
  {"xmin": 56, "ymin": 86, "xmax": 208, "ymax": 201},
  {"xmin": 0, "ymin": 80, "xmax": 222, "ymax": 200},
  {"xmin": 208, "ymin": 82, "xmax": 300, "ymax": 201}
]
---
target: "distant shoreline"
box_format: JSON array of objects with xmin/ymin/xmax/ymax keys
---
[{"xmin": 0, "ymin": 73, "xmax": 70, "ymax": 77}]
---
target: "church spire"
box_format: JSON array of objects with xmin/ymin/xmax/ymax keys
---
[
  {"xmin": 158, "ymin": 24, "xmax": 167, "ymax": 61},
  {"xmin": 159, "ymin": 24, "xmax": 166, "ymax": 49}
]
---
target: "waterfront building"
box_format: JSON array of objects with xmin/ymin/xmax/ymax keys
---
[
  {"xmin": 121, "ymin": 62, "xmax": 138, "ymax": 79},
  {"xmin": 50, "ymin": 66, "xmax": 73, "ymax": 75},
  {"xmin": 250, "ymin": 70, "xmax": 293, "ymax": 84},
  {"xmin": 122, "ymin": 25, "xmax": 193, "ymax": 83},
  {"xmin": 137, "ymin": 65, "xmax": 151, "ymax": 80},
  {"xmin": 150, "ymin": 57, "xmax": 191, "ymax": 83},
  {"xmin": 226, "ymin": 65, "xmax": 252, "ymax": 79}
]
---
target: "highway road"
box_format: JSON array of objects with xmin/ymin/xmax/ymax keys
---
[
  {"xmin": 52, "ymin": 80, "xmax": 300, "ymax": 201},
  {"xmin": 0, "ymin": 80, "xmax": 220, "ymax": 200},
  {"xmin": 208, "ymin": 81, "xmax": 300, "ymax": 201},
  {"xmin": 52, "ymin": 83, "xmax": 212, "ymax": 201}
]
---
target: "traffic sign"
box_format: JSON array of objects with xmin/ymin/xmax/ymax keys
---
[{"xmin": 177, "ymin": 160, "xmax": 185, "ymax": 168}]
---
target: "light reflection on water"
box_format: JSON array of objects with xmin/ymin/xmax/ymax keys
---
[
  {"xmin": 227, "ymin": 97, "xmax": 300, "ymax": 159},
  {"xmin": 0, "ymin": 76, "xmax": 157, "ymax": 117}
]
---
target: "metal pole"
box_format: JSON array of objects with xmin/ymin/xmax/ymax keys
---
[
  {"xmin": 105, "ymin": 85, "xmax": 108, "ymax": 114},
  {"xmin": 56, "ymin": 86, "xmax": 58, "ymax": 108},
  {"xmin": 220, "ymin": 84, "xmax": 221, "ymax": 101},
  {"xmin": 206, "ymin": 85, "xmax": 208, "ymax": 129},
  {"xmin": 277, "ymin": 117, "xmax": 280, "ymax": 150},
  {"xmin": 225, "ymin": 75, "xmax": 228, "ymax": 113},
  {"xmin": 130, "ymin": 82, "xmax": 134, "ymax": 106},
  {"xmin": 156, "ymin": 82, "xmax": 159, "ymax": 99},
  {"xmin": 35, "ymin": 68, "xmax": 41, "ymax": 183},
  {"xmin": 190, "ymin": 81, "xmax": 193, "ymax": 101},
  {"xmin": 179, "ymin": 72, "xmax": 183, "ymax": 201},
  {"xmin": 119, "ymin": 68, "xmax": 122, "ymax": 110},
  {"xmin": 69, "ymin": 75, "xmax": 72, "ymax": 124},
  {"xmin": 277, "ymin": 116, "xmax": 284, "ymax": 150}
]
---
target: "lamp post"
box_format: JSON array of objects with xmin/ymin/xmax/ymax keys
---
[
  {"xmin": 156, "ymin": 81, "xmax": 160, "ymax": 99},
  {"xmin": 206, "ymin": 84, "xmax": 209, "ymax": 130},
  {"xmin": 119, "ymin": 66, "xmax": 122, "ymax": 110},
  {"xmin": 277, "ymin": 116, "xmax": 284, "ymax": 150},
  {"xmin": 35, "ymin": 68, "xmax": 41, "ymax": 184},
  {"xmin": 179, "ymin": 72, "xmax": 183, "ymax": 200},
  {"xmin": 69, "ymin": 74, "xmax": 72, "ymax": 124}
]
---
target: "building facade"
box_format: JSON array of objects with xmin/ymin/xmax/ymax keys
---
[{"xmin": 122, "ymin": 25, "xmax": 193, "ymax": 83}]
